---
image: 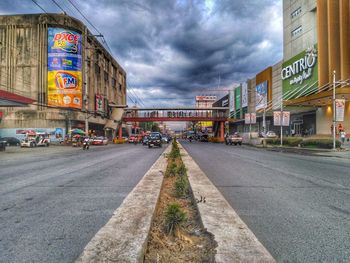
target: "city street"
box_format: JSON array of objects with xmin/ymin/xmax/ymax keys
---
[
  {"xmin": 0, "ymin": 144, "xmax": 165, "ymax": 263},
  {"xmin": 181, "ymin": 141, "xmax": 350, "ymax": 262}
]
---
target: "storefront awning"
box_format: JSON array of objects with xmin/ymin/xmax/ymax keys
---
[{"xmin": 0, "ymin": 89, "xmax": 35, "ymax": 107}]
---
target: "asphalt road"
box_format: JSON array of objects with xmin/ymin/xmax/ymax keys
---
[
  {"xmin": 0, "ymin": 143, "xmax": 165, "ymax": 263},
  {"xmin": 181, "ymin": 141, "xmax": 350, "ymax": 263}
]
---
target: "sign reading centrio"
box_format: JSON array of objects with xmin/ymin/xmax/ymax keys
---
[
  {"xmin": 47, "ymin": 27, "xmax": 82, "ymax": 109},
  {"xmin": 281, "ymin": 45, "xmax": 318, "ymax": 99}
]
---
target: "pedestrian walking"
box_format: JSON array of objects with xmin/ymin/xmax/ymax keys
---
[{"xmin": 340, "ymin": 130, "xmax": 346, "ymax": 144}]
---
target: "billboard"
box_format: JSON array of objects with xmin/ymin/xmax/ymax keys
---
[
  {"xmin": 256, "ymin": 81, "xmax": 268, "ymax": 111},
  {"xmin": 47, "ymin": 27, "xmax": 82, "ymax": 109},
  {"xmin": 241, "ymin": 82, "xmax": 248, "ymax": 108},
  {"xmin": 281, "ymin": 45, "xmax": 318, "ymax": 99},
  {"xmin": 229, "ymin": 90, "xmax": 235, "ymax": 115}
]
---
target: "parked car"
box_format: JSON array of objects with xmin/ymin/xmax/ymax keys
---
[
  {"xmin": 265, "ymin": 131, "xmax": 277, "ymax": 138},
  {"xmin": 225, "ymin": 132, "xmax": 243, "ymax": 145},
  {"xmin": 148, "ymin": 132, "xmax": 162, "ymax": 148},
  {"xmin": 91, "ymin": 136, "xmax": 108, "ymax": 145},
  {"xmin": 0, "ymin": 137, "xmax": 21, "ymax": 146}
]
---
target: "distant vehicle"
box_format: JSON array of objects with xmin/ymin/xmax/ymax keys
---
[
  {"xmin": 91, "ymin": 136, "xmax": 108, "ymax": 145},
  {"xmin": 265, "ymin": 131, "xmax": 277, "ymax": 138},
  {"xmin": 225, "ymin": 132, "xmax": 242, "ymax": 146},
  {"xmin": 0, "ymin": 137, "xmax": 21, "ymax": 146},
  {"xmin": 161, "ymin": 135, "xmax": 169, "ymax": 144},
  {"xmin": 199, "ymin": 134, "xmax": 209, "ymax": 142},
  {"xmin": 128, "ymin": 135, "xmax": 138, "ymax": 143},
  {"xmin": 21, "ymin": 132, "xmax": 50, "ymax": 147},
  {"xmin": 148, "ymin": 133, "xmax": 162, "ymax": 148}
]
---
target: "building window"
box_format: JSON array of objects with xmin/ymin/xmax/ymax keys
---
[
  {"xmin": 291, "ymin": 7, "xmax": 302, "ymax": 19},
  {"xmin": 104, "ymin": 71, "xmax": 109, "ymax": 82},
  {"xmin": 291, "ymin": 26, "xmax": 302, "ymax": 37}
]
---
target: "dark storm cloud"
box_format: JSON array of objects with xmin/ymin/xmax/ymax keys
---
[{"xmin": 0, "ymin": 0, "xmax": 283, "ymax": 106}]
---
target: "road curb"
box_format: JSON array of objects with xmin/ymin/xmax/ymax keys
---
[
  {"xmin": 76, "ymin": 145, "xmax": 170, "ymax": 263},
  {"xmin": 179, "ymin": 142, "xmax": 275, "ymax": 263}
]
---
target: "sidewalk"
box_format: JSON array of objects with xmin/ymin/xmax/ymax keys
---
[{"xmin": 244, "ymin": 140, "xmax": 350, "ymax": 160}]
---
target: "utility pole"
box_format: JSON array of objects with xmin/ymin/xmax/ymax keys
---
[
  {"xmin": 333, "ymin": 70, "xmax": 336, "ymax": 151},
  {"xmin": 280, "ymin": 98, "xmax": 283, "ymax": 146}
]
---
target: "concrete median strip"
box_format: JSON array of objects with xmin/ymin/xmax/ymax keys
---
[
  {"xmin": 77, "ymin": 142, "xmax": 274, "ymax": 263},
  {"xmin": 179, "ymin": 143, "xmax": 275, "ymax": 263},
  {"xmin": 76, "ymin": 145, "xmax": 170, "ymax": 263}
]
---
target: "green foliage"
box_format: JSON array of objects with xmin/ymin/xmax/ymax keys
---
[
  {"xmin": 176, "ymin": 163, "xmax": 187, "ymax": 176},
  {"xmin": 166, "ymin": 162, "xmax": 178, "ymax": 177},
  {"xmin": 174, "ymin": 176, "xmax": 189, "ymax": 197},
  {"xmin": 164, "ymin": 203, "xmax": 187, "ymax": 235},
  {"xmin": 265, "ymin": 137, "xmax": 303, "ymax": 147},
  {"xmin": 169, "ymin": 140, "xmax": 180, "ymax": 159},
  {"xmin": 265, "ymin": 137, "xmax": 341, "ymax": 149},
  {"xmin": 300, "ymin": 138, "xmax": 341, "ymax": 149}
]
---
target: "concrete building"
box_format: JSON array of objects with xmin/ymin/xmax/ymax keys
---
[
  {"xmin": 0, "ymin": 13, "xmax": 126, "ymax": 141},
  {"xmin": 282, "ymin": 0, "xmax": 350, "ymax": 135}
]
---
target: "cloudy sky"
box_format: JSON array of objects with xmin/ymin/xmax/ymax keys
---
[{"xmin": 0, "ymin": 0, "xmax": 283, "ymax": 108}]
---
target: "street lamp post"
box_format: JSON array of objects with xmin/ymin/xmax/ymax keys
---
[
  {"xmin": 280, "ymin": 98, "xmax": 283, "ymax": 146},
  {"xmin": 333, "ymin": 70, "xmax": 336, "ymax": 151}
]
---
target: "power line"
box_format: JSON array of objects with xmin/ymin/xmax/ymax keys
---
[{"xmin": 51, "ymin": 0, "xmax": 65, "ymax": 13}]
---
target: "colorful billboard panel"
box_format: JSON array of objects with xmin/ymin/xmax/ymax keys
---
[
  {"xmin": 256, "ymin": 81, "xmax": 268, "ymax": 111},
  {"xmin": 281, "ymin": 45, "xmax": 318, "ymax": 99},
  {"xmin": 241, "ymin": 82, "xmax": 248, "ymax": 108},
  {"xmin": 48, "ymin": 27, "xmax": 82, "ymax": 109}
]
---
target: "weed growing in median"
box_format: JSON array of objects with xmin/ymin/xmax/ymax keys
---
[
  {"xmin": 176, "ymin": 163, "xmax": 187, "ymax": 176},
  {"xmin": 174, "ymin": 175, "xmax": 189, "ymax": 198},
  {"xmin": 166, "ymin": 162, "xmax": 178, "ymax": 177},
  {"xmin": 164, "ymin": 202, "xmax": 187, "ymax": 235}
]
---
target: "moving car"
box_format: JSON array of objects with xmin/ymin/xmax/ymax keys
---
[
  {"xmin": 0, "ymin": 137, "xmax": 21, "ymax": 146},
  {"xmin": 148, "ymin": 132, "xmax": 162, "ymax": 148},
  {"xmin": 225, "ymin": 132, "xmax": 243, "ymax": 146},
  {"xmin": 91, "ymin": 136, "xmax": 108, "ymax": 145}
]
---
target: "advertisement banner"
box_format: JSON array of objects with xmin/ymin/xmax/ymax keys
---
[
  {"xmin": 282, "ymin": 45, "xmax": 318, "ymax": 99},
  {"xmin": 335, "ymin": 99, "xmax": 345, "ymax": 122},
  {"xmin": 256, "ymin": 81, "xmax": 268, "ymax": 111},
  {"xmin": 229, "ymin": 90, "xmax": 235, "ymax": 115},
  {"xmin": 282, "ymin": 112, "xmax": 290, "ymax": 126},
  {"xmin": 245, "ymin": 113, "xmax": 251, "ymax": 124},
  {"xmin": 250, "ymin": 113, "xmax": 256, "ymax": 124},
  {"xmin": 273, "ymin": 111, "xmax": 281, "ymax": 126},
  {"xmin": 241, "ymin": 82, "xmax": 248, "ymax": 108},
  {"xmin": 47, "ymin": 27, "xmax": 82, "ymax": 109},
  {"xmin": 95, "ymin": 95, "xmax": 104, "ymax": 113},
  {"xmin": 274, "ymin": 111, "xmax": 290, "ymax": 126},
  {"xmin": 235, "ymin": 86, "xmax": 241, "ymax": 111}
]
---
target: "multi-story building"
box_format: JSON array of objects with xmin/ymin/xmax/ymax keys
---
[
  {"xmin": 0, "ymin": 13, "xmax": 126, "ymax": 141},
  {"xmin": 195, "ymin": 95, "xmax": 216, "ymax": 133},
  {"xmin": 229, "ymin": 0, "xmax": 350, "ymax": 137}
]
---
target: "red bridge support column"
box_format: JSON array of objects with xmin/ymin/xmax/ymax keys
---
[{"xmin": 219, "ymin": 121, "xmax": 225, "ymax": 142}]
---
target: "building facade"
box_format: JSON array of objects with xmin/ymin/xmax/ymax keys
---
[
  {"xmin": 0, "ymin": 13, "xmax": 126, "ymax": 141},
  {"xmin": 228, "ymin": 0, "xmax": 350, "ymax": 137}
]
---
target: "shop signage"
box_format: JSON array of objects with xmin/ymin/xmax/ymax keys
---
[
  {"xmin": 95, "ymin": 95, "xmax": 104, "ymax": 113},
  {"xmin": 229, "ymin": 90, "xmax": 235, "ymax": 115},
  {"xmin": 282, "ymin": 45, "xmax": 318, "ymax": 99},
  {"xmin": 256, "ymin": 81, "xmax": 268, "ymax": 111},
  {"xmin": 235, "ymin": 86, "xmax": 241, "ymax": 111},
  {"xmin": 47, "ymin": 27, "xmax": 82, "ymax": 109},
  {"xmin": 245, "ymin": 113, "xmax": 256, "ymax": 124},
  {"xmin": 335, "ymin": 99, "xmax": 345, "ymax": 122},
  {"xmin": 242, "ymin": 82, "xmax": 248, "ymax": 108},
  {"xmin": 273, "ymin": 111, "xmax": 290, "ymax": 126},
  {"xmin": 0, "ymin": 111, "xmax": 3, "ymax": 123},
  {"xmin": 221, "ymin": 98, "xmax": 229, "ymax": 107}
]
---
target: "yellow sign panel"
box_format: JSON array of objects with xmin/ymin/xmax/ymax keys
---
[
  {"xmin": 48, "ymin": 70, "xmax": 82, "ymax": 109},
  {"xmin": 198, "ymin": 121, "xmax": 213, "ymax": 127}
]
